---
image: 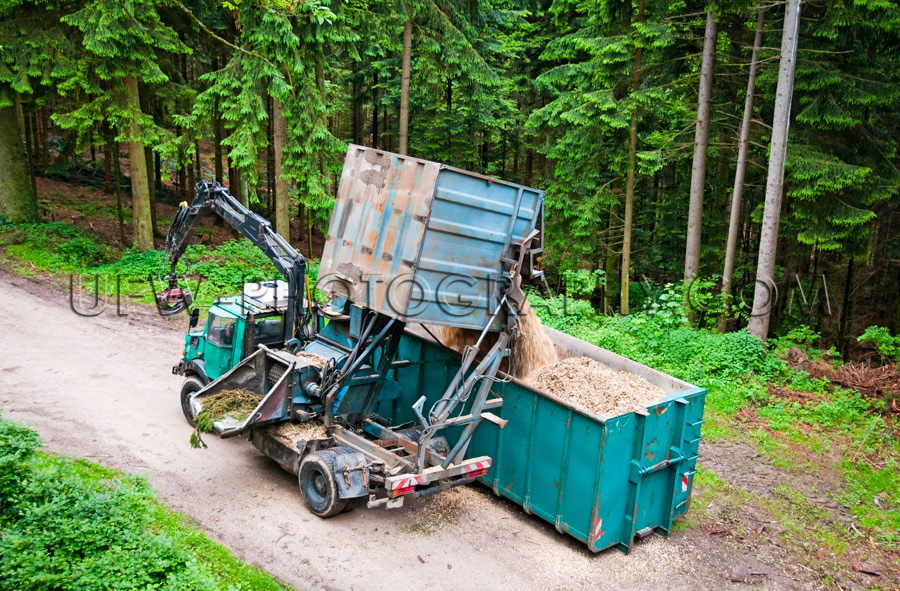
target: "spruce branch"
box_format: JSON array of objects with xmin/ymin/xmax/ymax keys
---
[{"xmin": 170, "ymin": 0, "xmax": 283, "ymax": 77}]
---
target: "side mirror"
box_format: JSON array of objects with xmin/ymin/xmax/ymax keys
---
[{"xmin": 189, "ymin": 308, "xmax": 200, "ymax": 329}]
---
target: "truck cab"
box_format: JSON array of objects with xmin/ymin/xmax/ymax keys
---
[{"xmin": 174, "ymin": 281, "xmax": 296, "ymax": 421}]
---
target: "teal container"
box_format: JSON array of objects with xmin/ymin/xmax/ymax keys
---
[{"xmin": 383, "ymin": 325, "xmax": 705, "ymax": 553}]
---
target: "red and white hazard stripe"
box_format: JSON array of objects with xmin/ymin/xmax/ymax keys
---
[
  {"xmin": 592, "ymin": 519, "xmax": 603, "ymax": 543},
  {"xmin": 463, "ymin": 459, "xmax": 491, "ymax": 477}
]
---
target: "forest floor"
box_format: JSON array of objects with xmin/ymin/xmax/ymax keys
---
[{"xmin": 0, "ymin": 177, "xmax": 897, "ymax": 590}]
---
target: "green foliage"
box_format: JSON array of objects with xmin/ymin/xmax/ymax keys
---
[
  {"xmin": 0, "ymin": 222, "xmax": 112, "ymax": 271},
  {"xmin": 0, "ymin": 221, "xmax": 287, "ymax": 308},
  {"xmin": 53, "ymin": 0, "xmax": 189, "ymax": 147},
  {"xmin": 643, "ymin": 282, "xmax": 688, "ymax": 328},
  {"xmin": 779, "ymin": 1, "xmax": 900, "ymax": 254},
  {"xmin": 526, "ymin": 0, "xmax": 695, "ymax": 270},
  {"xmin": 857, "ymin": 325, "xmax": 900, "ymax": 362},
  {"xmin": 0, "ymin": 415, "xmax": 285, "ymax": 591},
  {"xmin": 0, "ymin": 416, "xmax": 41, "ymax": 519},
  {"xmin": 840, "ymin": 456, "xmax": 900, "ymax": 546},
  {"xmin": 176, "ymin": 1, "xmax": 351, "ymax": 212},
  {"xmin": 769, "ymin": 325, "xmax": 821, "ymax": 357},
  {"xmin": 561, "ymin": 268, "xmax": 604, "ymax": 297}
]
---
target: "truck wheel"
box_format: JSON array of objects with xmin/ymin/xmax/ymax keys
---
[
  {"xmin": 299, "ymin": 451, "xmax": 347, "ymax": 518},
  {"xmin": 180, "ymin": 376, "xmax": 204, "ymax": 427}
]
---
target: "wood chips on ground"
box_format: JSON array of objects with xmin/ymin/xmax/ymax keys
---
[{"xmin": 527, "ymin": 356, "xmax": 665, "ymax": 417}]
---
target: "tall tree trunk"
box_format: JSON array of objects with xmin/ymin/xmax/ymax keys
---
[
  {"xmin": 240, "ymin": 178, "xmax": 250, "ymax": 209},
  {"xmin": 399, "ymin": 19, "xmax": 412, "ymax": 155},
  {"xmin": 17, "ymin": 98, "xmax": 37, "ymax": 200},
  {"xmin": 213, "ymin": 108, "xmax": 224, "ymax": 183},
  {"xmin": 719, "ymin": 5, "xmax": 765, "ymax": 333},
  {"xmin": 838, "ymin": 257, "xmax": 855, "ymax": 360},
  {"xmin": 621, "ymin": 0, "xmax": 645, "ymax": 316},
  {"xmin": 29, "ymin": 105, "xmax": 39, "ymax": 174},
  {"xmin": 748, "ymin": 0, "xmax": 801, "ymax": 339},
  {"xmin": 0, "ymin": 96, "xmax": 38, "ymax": 222},
  {"xmin": 138, "ymin": 83, "xmax": 158, "ymax": 236},
  {"xmin": 683, "ymin": 9, "xmax": 718, "ymax": 288},
  {"xmin": 213, "ymin": 54, "xmax": 224, "ymax": 183},
  {"xmin": 372, "ymin": 71, "xmax": 379, "ymax": 148},
  {"xmin": 605, "ymin": 204, "xmax": 620, "ymax": 315},
  {"xmin": 232, "ymin": 165, "xmax": 242, "ymax": 204},
  {"xmin": 37, "ymin": 107, "xmax": 48, "ymax": 173},
  {"xmin": 145, "ymin": 145, "xmax": 158, "ymax": 235},
  {"xmin": 113, "ymin": 140, "xmax": 126, "ymax": 244},
  {"xmin": 124, "ymin": 75, "xmax": 154, "ymax": 250},
  {"xmin": 155, "ymin": 152, "xmax": 162, "ymax": 194},
  {"xmin": 273, "ymin": 98, "xmax": 290, "ymax": 239},
  {"xmin": 194, "ymin": 141, "xmax": 201, "ymax": 188},
  {"xmin": 103, "ymin": 134, "xmax": 113, "ymax": 193},
  {"xmin": 213, "ymin": 94, "xmax": 224, "ymax": 183},
  {"xmin": 266, "ymin": 97, "xmax": 275, "ymax": 215},
  {"xmin": 186, "ymin": 160, "xmax": 195, "ymax": 201},
  {"xmin": 384, "ymin": 106, "xmax": 391, "ymax": 152},
  {"xmin": 352, "ymin": 76, "xmax": 363, "ymax": 145}
]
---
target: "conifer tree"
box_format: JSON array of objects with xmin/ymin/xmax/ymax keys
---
[
  {"xmin": 175, "ymin": 1, "xmax": 353, "ymax": 243},
  {"xmin": 527, "ymin": 0, "xmax": 693, "ymax": 311},
  {"xmin": 57, "ymin": 0, "xmax": 188, "ymax": 250}
]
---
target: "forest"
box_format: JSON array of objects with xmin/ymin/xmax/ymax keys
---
[
  {"xmin": 2, "ymin": 2, "xmax": 900, "ymax": 586},
  {"xmin": 0, "ymin": 0, "xmax": 898, "ymax": 353}
]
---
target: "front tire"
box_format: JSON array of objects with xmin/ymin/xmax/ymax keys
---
[
  {"xmin": 299, "ymin": 450, "xmax": 347, "ymax": 518},
  {"xmin": 180, "ymin": 376, "xmax": 204, "ymax": 427}
]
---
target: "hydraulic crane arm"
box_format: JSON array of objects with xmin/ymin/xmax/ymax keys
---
[{"xmin": 162, "ymin": 181, "xmax": 309, "ymax": 339}]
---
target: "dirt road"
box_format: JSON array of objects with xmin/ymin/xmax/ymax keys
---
[{"xmin": 0, "ymin": 273, "xmax": 805, "ymax": 591}]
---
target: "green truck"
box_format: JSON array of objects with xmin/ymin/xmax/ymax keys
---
[{"xmin": 160, "ymin": 147, "xmax": 705, "ymax": 552}]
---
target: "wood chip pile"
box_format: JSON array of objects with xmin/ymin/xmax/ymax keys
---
[
  {"xmin": 527, "ymin": 356, "xmax": 665, "ymax": 417},
  {"xmin": 296, "ymin": 351, "xmax": 330, "ymax": 368},
  {"xmin": 200, "ymin": 388, "xmax": 261, "ymax": 423},
  {"xmin": 264, "ymin": 420, "xmax": 327, "ymax": 446}
]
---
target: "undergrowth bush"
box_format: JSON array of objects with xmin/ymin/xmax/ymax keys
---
[
  {"xmin": 858, "ymin": 325, "xmax": 900, "ymax": 362},
  {"xmin": 0, "ymin": 218, "xmax": 294, "ymax": 308},
  {"xmin": 0, "ymin": 222, "xmax": 112, "ymax": 271},
  {"xmin": 0, "ymin": 415, "xmax": 283, "ymax": 591},
  {"xmin": 0, "ymin": 417, "xmax": 40, "ymax": 519}
]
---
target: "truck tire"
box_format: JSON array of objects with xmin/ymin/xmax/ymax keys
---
[
  {"xmin": 299, "ymin": 450, "xmax": 347, "ymax": 518},
  {"xmin": 180, "ymin": 376, "xmax": 204, "ymax": 427}
]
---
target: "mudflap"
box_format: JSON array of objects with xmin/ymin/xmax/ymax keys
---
[{"xmin": 332, "ymin": 448, "xmax": 370, "ymax": 500}]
